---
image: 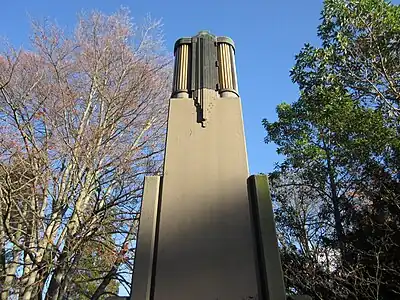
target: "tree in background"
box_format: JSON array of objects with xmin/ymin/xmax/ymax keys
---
[
  {"xmin": 0, "ymin": 9, "xmax": 171, "ymax": 300},
  {"xmin": 264, "ymin": 0, "xmax": 400, "ymax": 298}
]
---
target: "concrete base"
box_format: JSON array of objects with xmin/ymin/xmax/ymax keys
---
[
  {"xmin": 131, "ymin": 97, "xmax": 258, "ymax": 300},
  {"xmin": 131, "ymin": 177, "xmax": 162, "ymax": 300},
  {"xmin": 152, "ymin": 97, "xmax": 257, "ymax": 300},
  {"xmin": 248, "ymin": 175, "xmax": 286, "ymax": 300}
]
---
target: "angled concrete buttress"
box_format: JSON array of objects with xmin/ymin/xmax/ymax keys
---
[{"xmin": 130, "ymin": 31, "xmax": 287, "ymax": 300}]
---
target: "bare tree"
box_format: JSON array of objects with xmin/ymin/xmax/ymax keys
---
[
  {"xmin": 271, "ymin": 168, "xmax": 400, "ymax": 300},
  {"xmin": 0, "ymin": 8, "xmax": 172, "ymax": 300}
]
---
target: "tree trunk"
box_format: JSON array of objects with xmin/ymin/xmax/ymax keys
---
[
  {"xmin": 21, "ymin": 269, "xmax": 39, "ymax": 300},
  {"xmin": 1, "ymin": 262, "xmax": 18, "ymax": 300},
  {"xmin": 325, "ymin": 146, "xmax": 345, "ymax": 257},
  {"xmin": 45, "ymin": 254, "xmax": 68, "ymax": 300},
  {"xmin": 90, "ymin": 265, "xmax": 119, "ymax": 300}
]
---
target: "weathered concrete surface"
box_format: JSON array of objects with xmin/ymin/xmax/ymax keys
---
[{"xmin": 151, "ymin": 97, "xmax": 258, "ymax": 300}]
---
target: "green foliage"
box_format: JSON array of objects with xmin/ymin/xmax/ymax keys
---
[
  {"xmin": 292, "ymin": 0, "xmax": 400, "ymax": 117},
  {"xmin": 264, "ymin": 89, "xmax": 396, "ymax": 166},
  {"xmin": 263, "ymin": 0, "xmax": 400, "ymax": 298}
]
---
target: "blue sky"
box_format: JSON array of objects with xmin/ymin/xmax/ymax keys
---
[{"xmin": 1, "ymin": 0, "xmax": 331, "ymax": 175}]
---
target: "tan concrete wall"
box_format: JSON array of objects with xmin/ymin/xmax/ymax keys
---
[{"xmin": 152, "ymin": 97, "xmax": 258, "ymax": 300}]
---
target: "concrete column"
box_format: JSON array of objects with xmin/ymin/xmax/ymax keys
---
[
  {"xmin": 130, "ymin": 176, "xmax": 162, "ymax": 300},
  {"xmin": 152, "ymin": 97, "xmax": 257, "ymax": 300},
  {"xmin": 247, "ymin": 175, "xmax": 286, "ymax": 300}
]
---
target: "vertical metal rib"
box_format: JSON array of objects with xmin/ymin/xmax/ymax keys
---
[{"xmin": 230, "ymin": 45, "xmax": 238, "ymax": 93}]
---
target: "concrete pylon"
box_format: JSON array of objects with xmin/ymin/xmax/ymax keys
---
[{"xmin": 130, "ymin": 31, "xmax": 286, "ymax": 300}]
